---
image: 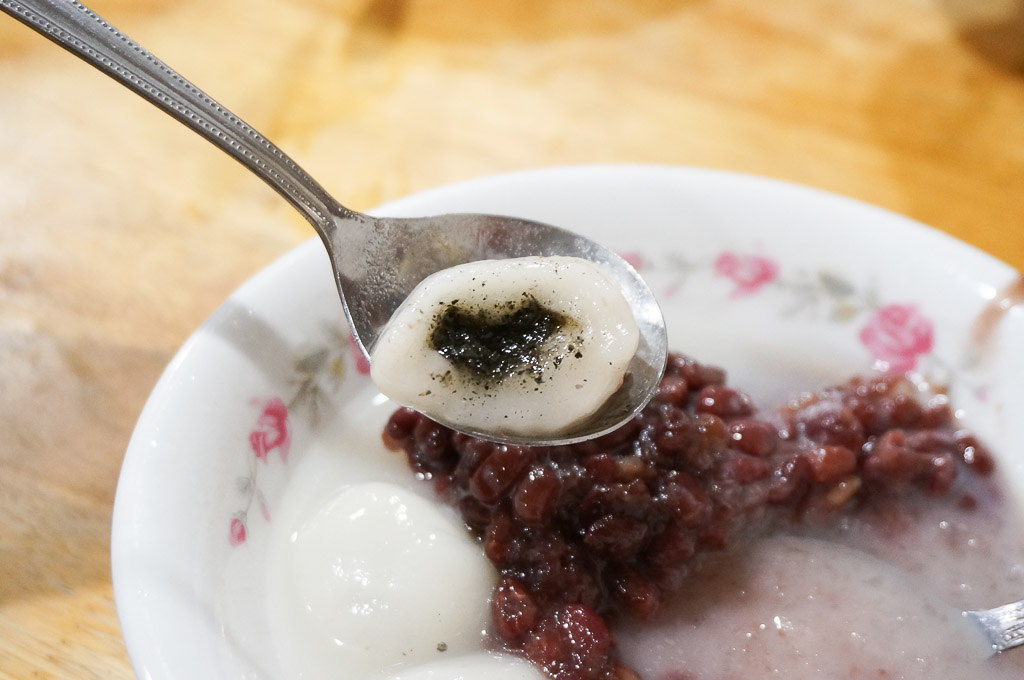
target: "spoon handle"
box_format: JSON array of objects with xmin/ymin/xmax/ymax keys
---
[
  {"xmin": 0, "ymin": 0, "xmax": 352, "ymax": 233},
  {"xmin": 965, "ymin": 599, "xmax": 1024, "ymax": 653}
]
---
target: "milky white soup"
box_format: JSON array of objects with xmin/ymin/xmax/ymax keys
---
[
  {"xmin": 617, "ymin": 530, "xmax": 1024, "ymax": 680},
  {"xmin": 370, "ymin": 256, "xmax": 639, "ymax": 437}
]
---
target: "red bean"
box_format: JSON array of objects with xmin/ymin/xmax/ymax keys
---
[
  {"xmin": 612, "ymin": 568, "xmax": 661, "ymax": 620},
  {"xmin": 583, "ymin": 515, "xmax": 649, "ymax": 556},
  {"xmin": 492, "ymin": 578, "xmax": 539, "ymax": 641},
  {"xmin": 645, "ymin": 526, "xmax": 696, "ymax": 567},
  {"xmin": 675, "ymin": 355, "xmax": 725, "ymax": 389},
  {"xmin": 694, "ymin": 384, "xmax": 754, "ymax": 419},
  {"xmin": 514, "ymin": 467, "xmax": 561, "ymax": 525},
  {"xmin": 928, "ymin": 454, "xmax": 957, "ymax": 495},
  {"xmin": 583, "ymin": 453, "xmax": 620, "ymax": 485},
  {"xmin": 919, "ymin": 402, "xmax": 954, "ymax": 428},
  {"xmin": 862, "ymin": 430, "xmax": 917, "ymax": 485},
  {"xmin": 580, "ymin": 480, "xmax": 653, "ymax": 521},
  {"xmin": 382, "ymin": 407, "xmax": 419, "ymax": 450},
  {"xmin": 956, "ymin": 432, "xmax": 996, "ymax": 474},
  {"xmin": 524, "ymin": 627, "xmax": 565, "ymax": 675},
  {"xmin": 556, "ymin": 603, "xmax": 612, "ymax": 664},
  {"xmin": 767, "ymin": 453, "xmax": 811, "ymax": 505},
  {"xmin": 725, "ymin": 454, "xmax": 771, "ymax": 484},
  {"xmin": 653, "ymin": 375, "xmax": 689, "ymax": 405},
  {"xmin": 904, "ymin": 430, "xmax": 955, "ymax": 453},
  {"xmin": 655, "ymin": 472, "xmax": 710, "ymax": 527},
  {"xmin": 652, "ymin": 407, "xmax": 693, "ymax": 457},
  {"xmin": 797, "ymin": 402, "xmax": 866, "ymax": 450},
  {"xmin": 484, "ymin": 508, "xmax": 520, "ymax": 565},
  {"xmin": 805, "ymin": 445, "xmax": 858, "ymax": 484},
  {"xmin": 470, "ymin": 445, "xmax": 535, "ymax": 503},
  {"xmin": 410, "ymin": 417, "xmax": 454, "ymax": 473},
  {"xmin": 728, "ymin": 419, "xmax": 778, "ymax": 457},
  {"xmin": 452, "ymin": 438, "xmax": 496, "ymax": 486},
  {"xmin": 888, "ymin": 393, "xmax": 924, "ymax": 427},
  {"xmin": 384, "ymin": 354, "xmax": 993, "ymax": 680}
]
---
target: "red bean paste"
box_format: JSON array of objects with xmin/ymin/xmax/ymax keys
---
[{"xmin": 381, "ymin": 353, "xmax": 996, "ymax": 680}]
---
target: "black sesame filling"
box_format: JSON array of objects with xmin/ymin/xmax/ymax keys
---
[{"xmin": 429, "ymin": 295, "xmax": 579, "ymax": 383}]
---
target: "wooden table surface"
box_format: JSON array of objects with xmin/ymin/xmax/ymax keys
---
[{"xmin": 2, "ymin": 0, "xmax": 1023, "ymax": 677}]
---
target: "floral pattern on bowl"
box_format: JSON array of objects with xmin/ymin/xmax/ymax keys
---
[
  {"xmin": 634, "ymin": 247, "xmax": 946, "ymax": 384},
  {"xmin": 228, "ymin": 327, "xmax": 368, "ymax": 548},
  {"xmin": 229, "ymin": 397, "xmax": 290, "ymax": 546}
]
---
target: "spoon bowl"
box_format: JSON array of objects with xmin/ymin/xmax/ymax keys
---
[{"xmin": 1, "ymin": 0, "xmax": 667, "ymax": 445}]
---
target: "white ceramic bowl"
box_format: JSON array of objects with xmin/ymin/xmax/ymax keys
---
[{"xmin": 111, "ymin": 164, "xmax": 1024, "ymax": 679}]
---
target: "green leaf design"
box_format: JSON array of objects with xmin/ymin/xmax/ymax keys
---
[{"xmin": 818, "ymin": 271, "xmax": 855, "ymax": 297}]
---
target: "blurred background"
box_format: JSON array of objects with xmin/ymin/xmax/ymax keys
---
[{"xmin": 1, "ymin": 0, "xmax": 1023, "ymax": 676}]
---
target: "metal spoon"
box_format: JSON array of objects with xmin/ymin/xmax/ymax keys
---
[
  {"xmin": 966, "ymin": 598, "xmax": 1024, "ymax": 654},
  {"xmin": 1, "ymin": 0, "xmax": 667, "ymax": 446}
]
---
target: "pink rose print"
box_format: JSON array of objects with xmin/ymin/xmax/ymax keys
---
[
  {"xmin": 249, "ymin": 398, "xmax": 291, "ymax": 463},
  {"xmin": 858, "ymin": 304, "xmax": 934, "ymax": 373},
  {"xmin": 229, "ymin": 517, "xmax": 247, "ymax": 546},
  {"xmin": 349, "ymin": 333, "xmax": 371, "ymax": 376},
  {"xmin": 230, "ymin": 398, "xmax": 291, "ymax": 547},
  {"xmin": 229, "ymin": 326, "xmax": 362, "ymax": 548},
  {"xmin": 714, "ymin": 252, "xmax": 779, "ymax": 297}
]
